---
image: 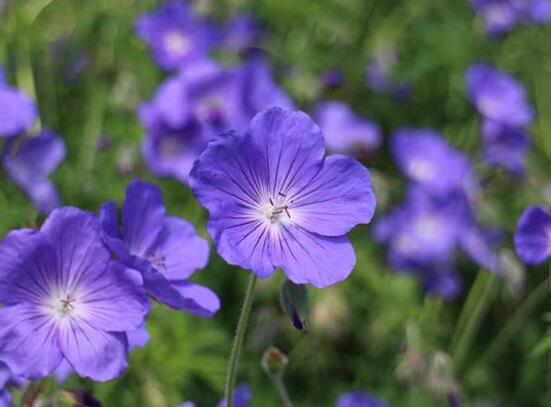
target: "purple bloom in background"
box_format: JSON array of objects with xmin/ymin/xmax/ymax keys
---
[
  {"xmin": 0, "ymin": 207, "xmax": 150, "ymax": 381},
  {"xmin": 190, "ymin": 107, "xmax": 376, "ymax": 288},
  {"xmin": 335, "ymin": 390, "xmax": 392, "ymax": 407},
  {"xmin": 466, "ymin": 64, "xmax": 534, "ymax": 127},
  {"xmin": 0, "ymin": 75, "xmax": 38, "ymax": 137},
  {"xmin": 100, "ymin": 179, "xmax": 220, "ymax": 316},
  {"xmin": 365, "ymin": 46, "xmax": 411, "ymax": 99},
  {"xmin": 221, "ymin": 14, "xmax": 261, "ymax": 52},
  {"xmin": 470, "ymin": 0, "xmax": 551, "ymax": 36},
  {"xmin": 514, "ymin": 206, "xmax": 551, "ymax": 265},
  {"xmin": 176, "ymin": 383, "xmax": 250, "ymax": 407},
  {"xmin": 0, "ymin": 362, "xmax": 25, "ymax": 407},
  {"xmin": 391, "ymin": 128, "xmax": 472, "ymax": 195},
  {"xmin": 2, "ymin": 130, "xmax": 66, "ymax": 214},
  {"xmin": 481, "ymin": 119, "xmax": 530, "ymax": 175},
  {"xmin": 140, "ymin": 59, "xmax": 292, "ymax": 182},
  {"xmin": 136, "ymin": 1, "xmax": 216, "ymax": 70},
  {"xmin": 315, "ymin": 101, "xmax": 381, "ymax": 155},
  {"xmin": 323, "ymin": 70, "xmax": 343, "ymax": 88}
]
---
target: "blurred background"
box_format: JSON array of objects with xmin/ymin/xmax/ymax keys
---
[{"xmin": 1, "ymin": 0, "xmax": 551, "ymax": 406}]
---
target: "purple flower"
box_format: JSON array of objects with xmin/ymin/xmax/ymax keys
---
[
  {"xmin": 470, "ymin": 0, "xmax": 551, "ymax": 36},
  {"xmin": 391, "ymin": 128, "xmax": 472, "ymax": 195},
  {"xmin": 0, "ymin": 362, "xmax": 24, "ymax": 407},
  {"xmin": 221, "ymin": 14, "xmax": 261, "ymax": 52},
  {"xmin": 2, "ymin": 130, "xmax": 66, "ymax": 213},
  {"xmin": 335, "ymin": 390, "xmax": 392, "ymax": 407},
  {"xmin": 365, "ymin": 46, "xmax": 411, "ymax": 99},
  {"xmin": 466, "ymin": 64, "xmax": 534, "ymax": 127},
  {"xmin": 176, "ymin": 383, "xmax": 250, "ymax": 407},
  {"xmin": 100, "ymin": 179, "xmax": 220, "ymax": 317},
  {"xmin": 0, "ymin": 207, "xmax": 150, "ymax": 381},
  {"xmin": 136, "ymin": 1, "xmax": 216, "ymax": 70},
  {"xmin": 0, "ymin": 391, "xmax": 9, "ymax": 407},
  {"xmin": 140, "ymin": 59, "xmax": 292, "ymax": 182},
  {"xmin": 0, "ymin": 79, "xmax": 38, "ymax": 137},
  {"xmin": 481, "ymin": 119, "xmax": 529, "ymax": 175},
  {"xmin": 514, "ymin": 206, "xmax": 551, "ymax": 265},
  {"xmin": 190, "ymin": 107, "xmax": 376, "ymax": 288},
  {"xmin": 314, "ymin": 101, "xmax": 381, "ymax": 155}
]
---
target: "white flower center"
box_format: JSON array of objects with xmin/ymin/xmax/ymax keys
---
[
  {"xmin": 260, "ymin": 192, "xmax": 293, "ymax": 224},
  {"xmin": 48, "ymin": 291, "xmax": 79, "ymax": 321},
  {"xmin": 163, "ymin": 30, "xmax": 191, "ymax": 56},
  {"xmin": 408, "ymin": 159, "xmax": 434, "ymax": 181},
  {"xmin": 415, "ymin": 215, "xmax": 442, "ymax": 238}
]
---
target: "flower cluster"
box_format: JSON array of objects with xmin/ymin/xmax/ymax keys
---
[
  {"xmin": 375, "ymin": 129, "xmax": 499, "ymax": 299},
  {"xmin": 0, "ymin": 65, "xmax": 65, "ymax": 213},
  {"xmin": 466, "ymin": 63, "xmax": 534, "ymax": 176},
  {"xmin": 470, "ymin": 0, "xmax": 551, "ymax": 37},
  {"xmin": 0, "ymin": 180, "xmax": 218, "ymax": 384}
]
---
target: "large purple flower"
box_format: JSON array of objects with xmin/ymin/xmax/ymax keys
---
[
  {"xmin": 314, "ymin": 101, "xmax": 381, "ymax": 155},
  {"xmin": 140, "ymin": 59, "xmax": 292, "ymax": 182},
  {"xmin": 190, "ymin": 107, "xmax": 376, "ymax": 288},
  {"xmin": 0, "ymin": 207, "xmax": 150, "ymax": 381},
  {"xmin": 466, "ymin": 64, "xmax": 534, "ymax": 127},
  {"xmin": 514, "ymin": 206, "xmax": 551, "ymax": 265},
  {"xmin": 335, "ymin": 390, "xmax": 392, "ymax": 407},
  {"xmin": 391, "ymin": 128, "xmax": 472, "ymax": 195},
  {"xmin": 135, "ymin": 1, "xmax": 216, "ymax": 70},
  {"xmin": 2, "ymin": 129, "xmax": 66, "ymax": 213},
  {"xmin": 100, "ymin": 179, "xmax": 219, "ymax": 317},
  {"xmin": 0, "ymin": 74, "xmax": 38, "ymax": 137}
]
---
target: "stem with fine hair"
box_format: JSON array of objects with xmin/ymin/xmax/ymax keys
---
[
  {"xmin": 270, "ymin": 374, "xmax": 293, "ymax": 407},
  {"xmin": 225, "ymin": 273, "xmax": 258, "ymax": 407}
]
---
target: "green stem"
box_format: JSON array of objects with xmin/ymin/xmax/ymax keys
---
[
  {"xmin": 225, "ymin": 274, "xmax": 258, "ymax": 407},
  {"xmin": 451, "ymin": 272, "xmax": 499, "ymax": 372},
  {"xmin": 480, "ymin": 276, "xmax": 550, "ymax": 363},
  {"xmin": 270, "ymin": 374, "xmax": 293, "ymax": 407}
]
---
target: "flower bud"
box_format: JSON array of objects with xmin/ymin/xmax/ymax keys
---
[
  {"xmin": 261, "ymin": 346, "xmax": 289, "ymax": 377},
  {"xmin": 280, "ymin": 279, "xmax": 309, "ymax": 330}
]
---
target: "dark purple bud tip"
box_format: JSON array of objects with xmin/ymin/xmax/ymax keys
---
[
  {"xmin": 291, "ymin": 309, "xmax": 304, "ymax": 330},
  {"xmin": 68, "ymin": 390, "xmax": 103, "ymax": 407},
  {"xmin": 323, "ymin": 70, "xmax": 342, "ymax": 88},
  {"xmin": 280, "ymin": 279, "xmax": 309, "ymax": 331},
  {"xmin": 447, "ymin": 393, "xmax": 460, "ymax": 407}
]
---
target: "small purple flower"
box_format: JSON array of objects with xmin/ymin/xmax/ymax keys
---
[
  {"xmin": 100, "ymin": 179, "xmax": 220, "ymax": 316},
  {"xmin": 481, "ymin": 119, "xmax": 529, "ymax": 176},
  {"xmin": 136, "ymin": 1, "xmax": 216, "ymax": 70},
  {"xmin": 391, "ymin": 128, "xmax": 472, "ymax": 195},
  {"xmin": 190, "ymin": 107, "xmax": 376, "ymax": 288},
  {"xmin": 514, "ymin": 206, "xmax": 551, "ymax": 265},
  {"xmin": 365, "ymin": 46, "xmax": 411, "ymax": 99},
  {"xmin": 221, "ymin": 14, "xmax": 262, "ymax": 52},
  {"xmin": 1, "ymin": 130, "xmax": 66, "ymax": 213},
  {"xmin": 140, "ymin": 59, "xmax": 292, "ymax": 182},
  {"xmin": 176, "ymin": 383, "xmax": 250, "ymax": 407},
  {"xmin": 0, "ymin": 207, "xmax": 150, "ymax": 381},
  {"xmin": 0, "ymin": 79, "xmax": 38, "ymax": 137},
  {"xmin": 335, "ymin": 390, "xmax": 392, "ymax": 407},
  {"xmin": 466, "ymin": 64, "xmax": 534, "ymax": 127},
  {"xmin": 315, "ymin": 101, "xmax": 381, "ymax": 155},
  {"xmin": 322, "ymin": 70, "xmax": 343, "ymax": 88}
]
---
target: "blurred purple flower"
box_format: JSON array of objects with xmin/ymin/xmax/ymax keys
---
[
  {"xmin": 470, "ymin": 0, "xmax": 551, "ymax": 36},
  {"xmin": 466, "ymin": 64, "xmax": 534, "ymax": 127},
  {"xmin": 176, "ymin": 383, "xmax": 250, "ymax": 407},
  {"xmin": 0, "ymin": 362, "xmax": 26, "ymax": 407},
  {"xmin": 365, "ymin": 46, "xmax": 411, "ymax": 99},
  {"xmin": 0, "ymin": 207, "xmax": 150, "ymax": 381},
  {"xmin": 2, "ymin": 130, "xmax": 66, "ymax": 214},
  {"xmin": 100, "ymin": 179, "xmax": 220, "ymax": 317},
  {"xmin": 0, "ymin": 77, "xmax": 38, "ymax": 137},
  {"xmin": 481, "ymin": 119, "xmax": 530, "ymax": 176},
  {"xmin": 514, "ymin": 206, "xmax": 551, "ymax": 265},
  {"xmin": 315, "ymin": 101, "xmax": 381, "ymax": 155},
  {"xmin": 323, "ymin": 70, "xmax": 343, "ymax": 88},
  {"xmin": 136, "ymin": 1, "xmax": 216, "ymax": 70},
  {"xmin": 391, "ymin": 128, "xmax": 472, "ymax": 195},
  {"xmin": 221, "ymin": 14, "xmax": 262, "ymax": 52},
  {"xmin": 335, "ymin": 390, "xmax": 392, "ymax": 407},
  {"xmin": 140, "ymin": 59, "xmax": 292, "ymax": 182},
  {"xmin": 190, "ymin": 107, "xmax": 376, "ymax": 288}
]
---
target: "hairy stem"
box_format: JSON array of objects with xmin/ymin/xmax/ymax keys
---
[
  {"xmin": 225, "ymin": 273, "xmax": 258, "ymax": 407},
  {"xmin": 270, "ymin": 374, "xmax": 293, "ymax": 407}
]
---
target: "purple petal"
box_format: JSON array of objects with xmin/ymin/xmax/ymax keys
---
[
  {"xmin": 335, "ymin": 390, "xmax": 392, "ymax": 407},
  {"xmin": 171, "ymin": 281, "xmax": 220, "ymax": 317},
  {"xmin": 422, "ymin": 270, "xmax": 462, "ymax": 301},
  {"xmin": 272, "ymin": 229, "xmax": 356, "ymax": 288},
  {"xmin": 147, "ymin": 216, "xmax": 210, "ymax": 281},
  {"xmin": 481, "ymin": 119, "xmax": 529, "ymax": 176},
  {"xmin": 526, "ymin": 0, "xmax": 551, "ymax": 22},
  {"xmin": 0, "ymin": 87, "xmax": 37, "ymax": 137},
  {"xmin": 514, "ymin": 206, "xmax": 551, "ymax": 265},
  {"xmin": 0, "ymin": 390, "xmax": 10, "ymax": 407},
  {"xmin": 216, "ymin": 384, "xmax": 251, "ymax": 407},
  {"xmin": 77, "ymin": 261, "xmax": 150, "ymax": 332},
  {"xmin": 460, "ymin": 225, "xmax": 500, "ymax": 271},
  {"xmin": 291, "ymin": 154, "xmax": 376, "ymax": 236},
  {"xmin": 122, "ymin": 179, "xmax": 165, "ymax": 257},
  {"xmin": 0, "ymin": 303, "xmax": 62, "ymax": 379},
  {"xmin": 99, "ymin": 201, "xmax": 131, "ymax": 261},
  {"xmin": 59, "ymin": 322, "xmax": 129, "ymax": 382},
  {"xmin": 127, "ymin": 324, "xmax": 150, "ymax": 350}
]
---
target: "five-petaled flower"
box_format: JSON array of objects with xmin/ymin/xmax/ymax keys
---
[
  {"xmin": 190, "ymin": 107, "xmax": 376, "ymax": 288},
  {"xmin": 0, "ymin": 207, "xmax": 150, "ymax": 381}
]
